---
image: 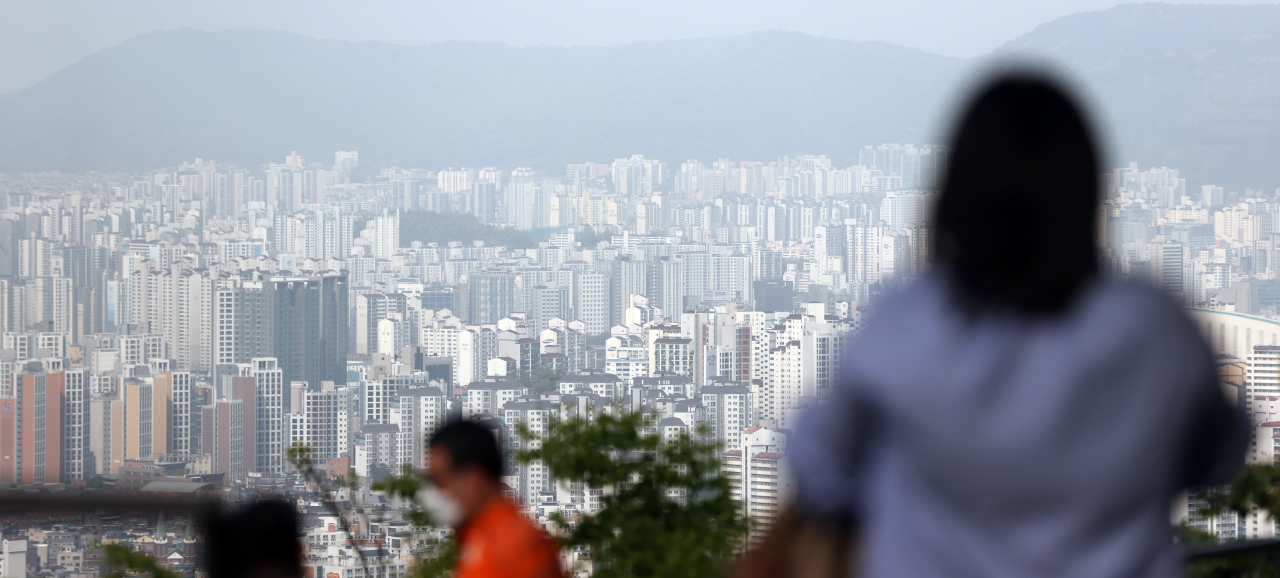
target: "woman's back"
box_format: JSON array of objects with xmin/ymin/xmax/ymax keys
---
[
  {"xmin": 791, "ymin": 74, "xmax": 1246, "ymax": 577},
  {"xmin": 792, "ymin": 273, "xmax": 1245, "ymax": 577}
]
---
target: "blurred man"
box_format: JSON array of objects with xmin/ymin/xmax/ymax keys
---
[{"xmin": 425, "ymin": 420, "xmax": 561, "ymax": 578}]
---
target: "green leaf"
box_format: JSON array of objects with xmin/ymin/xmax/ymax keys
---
[{"xmin": 103, "ymin": 544, "xmax": 180, "ymax": 578}]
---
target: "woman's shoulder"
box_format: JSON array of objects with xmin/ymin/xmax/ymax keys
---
[
  {"xmin": 843, "ymin": 276, "xmax": 954, "ymax": 368},
  {"xmin": 1078, "ymin": 278, "xmax": 1194, "ymax": 332},
  {"xmin": 1059, "ymin": 278, "xmax": 1213, "ymax": 368},
  {"xmin": 860, "ymin": 275, "xmax": 1196, "ymax": 353}
]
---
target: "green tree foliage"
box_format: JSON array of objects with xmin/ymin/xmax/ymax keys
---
[
  {"xmin": 575, "ymin": 226, "xmax": 611, "ymax": 250},
  {"xmin": 517, "ymin": 366, "xmax": 567, "ymax": 396},
  {"xmin": 517, "ymin": 411, "xmax": 746, "ymax": 578},
  {"xmin": 1181, "ymin": 524, "xmax": 1275, "ymax": 578},
  {"xmin": 103, "ymin": 544, "xmax": 179, "ymax": 578},
  {"xmin": 1205, "ymin": 463, "xmax": 1280, "ymax": 518},
  {"xmin": 1185, "ymin": 463, "xmax": 1280, "ymax": 577},
  {"xmin": 400, "ymin": 210, "xmax": 534, "ymax": 249}
]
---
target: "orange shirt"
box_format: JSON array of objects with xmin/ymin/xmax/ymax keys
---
[{"xmin": 454, "ymin": 498, "xmax": 562, "ymax": 578}]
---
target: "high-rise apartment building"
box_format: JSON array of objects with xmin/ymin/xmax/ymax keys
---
[
  {"xmin": 467, "ymin": 272, "xmax": 517, "ymax": 324},
  {"xmin": 502, "ymin": 399, "xmax": 558, "ymax": 505},
  {"xmin": 201, "ymin": 399, "xmax": 245, "ymax": 481},
  {"xmin": 63, "ymin": 368, "xmax": 88, "ymax": 481},
  {"xmin": 288, "ymin": 381, "xmax": 343, "ymax": 464},
  {"xmin": 700, "ymin": 385, "xmax": 752, "ymax": 450},
  {"xmin": 573, "ymin": 271, "xmax": 607, "ymax": 336},
  {"xmin": 355, "ymin": 293, "xmax": 408, "ymax": 355},
  {"xmin": 366, "ymin": 209, "xmax": 400, "ymax": 260},
  {"xmin": 251, "ymin": 358, "xmax": 284, "ymax": 474},
  {"xmin": 529, "ymin": 285, "xmax": 569, "ymax": 334},
  {"xmin": 390, "ymin": 386, "xmax": 447, "ymax": 471},
  {"xmin": 3, "ymin": 360, "xmax": 65, "ymax": 483},
  {"xmin": 723, "ymin": 426, "xmax": 791, "ymax": 547},
  {"xmin": 214, "ymin": 272, "xmax": 348, "ymax": 389}
]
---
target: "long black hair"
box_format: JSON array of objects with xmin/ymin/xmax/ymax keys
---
[{"xmin": 935, "ymin": 74, "xmax": 1101, "ymax": 317}]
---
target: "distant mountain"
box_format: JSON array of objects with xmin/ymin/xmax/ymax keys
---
[
  {"xmin": 4, "ymin": 4, "xmax": 1280, "ymax": 189},
  {"xmin": 993, "ymin": 3, "xmax": 1280, "ymax": 189},
  {"xmin": 0, "ymin": 29, "xmax": 958, "ymax": 174}
]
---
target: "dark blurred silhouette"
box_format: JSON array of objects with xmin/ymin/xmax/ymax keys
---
[
  {"xmin": 204, "ymin": 500, "xmax": 303, "ymax": 578},
  {"xmin": 788, "ymin": 74, "xmax": 1249, "ymax": 578},
  {"xmin": 934, "ymin": 76, "xmax": 1099, "ymax": 316},
  {"xmin": 426, "ymin": 420, "xmax": 561, "ymax": 578}
]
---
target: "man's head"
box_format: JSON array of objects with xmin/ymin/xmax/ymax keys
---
[{"xmin": 426, "ymin": 420, "xmax": 504, "ymax": 527}]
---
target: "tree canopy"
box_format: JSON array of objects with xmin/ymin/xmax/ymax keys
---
[{"xmin": 519, "ymin": 411, "xmax": 746, "ymax": 578}]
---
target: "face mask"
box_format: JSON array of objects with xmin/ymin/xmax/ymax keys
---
[{"xmin": 420, "ymin": 486, "xmax": 464, "ymax": 528}]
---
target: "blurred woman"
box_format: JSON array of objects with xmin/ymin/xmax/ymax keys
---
[{"xmin": 790, "ymin": 74, "xmax": 1247, "ymax": 578}]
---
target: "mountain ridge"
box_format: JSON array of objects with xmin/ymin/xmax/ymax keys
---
[
  {"xmin": 0, "ymin": 28, "xmax": 960, "ymax": 173},
  {"xmin": 4, "ymin": 4, "xmax": 1280, "ymax": 189}
]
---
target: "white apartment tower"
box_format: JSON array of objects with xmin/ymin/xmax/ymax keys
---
[
  {"xmin": 252, "ymin": 357, "xmax": 285, "ymax": 473},
  {"xmin": 573, "ymin": 271, "xmax": 607, "ymax": 335},
  {"xmin": 700, "ymin": 385, "xmax": 753, "ymax": 450},
  {"xmin": 391, "ymin": 386, "xmax": 448, "ymax": 471},
  {"xmin": 367, "ymin": 209, "xmax": 400, "ymax": 260},
  {"xmin": 288, "ymin": 381, "xmax": 343, "ymax": 463},
  {"xmin": 503, "ymin": 400, "xmax": 558, "ymax": 506},
  {"xmin": 169, "ymin": 372, "xmax": 194, "ymax": 457},
  {"xmin": 723, "ymin": 426, "xmax": 793, "ymax": 547}
]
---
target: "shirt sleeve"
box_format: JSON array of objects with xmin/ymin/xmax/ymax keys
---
[{"xmin": 790, "ymin": 367, "xmax": 881, "ymax": 523}]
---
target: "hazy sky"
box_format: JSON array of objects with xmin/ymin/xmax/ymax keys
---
[{"xmin": 2, "ymin": 0, "xmax": 1275, "ymax": 94}]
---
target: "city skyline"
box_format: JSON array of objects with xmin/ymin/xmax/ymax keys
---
[
  {"xmin": 1, "ymin": 135, "xmax": 1278, "ymax": 573},
  {"xmin": 3, "ymin": 3, "xmax": 1280, "ymax": 572}
]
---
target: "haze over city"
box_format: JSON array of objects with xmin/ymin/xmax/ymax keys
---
[{"xmin": 2, "ymin": 2, "xmax": 1280, "ymax": 577}]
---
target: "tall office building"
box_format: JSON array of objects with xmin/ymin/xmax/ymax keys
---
[
  {"xmin": 1247, "ymin": 346, "xmax": 1280, "ymax": 428},
  {"xmin": 266, "ymin": 163, "xmax": 303, "ymax": 213},
  {"xmin": 362, "ymin": 375, "xmax": 422, "ymax": 426},
  {"xmin": 122, "ymin": 373, "xmax": 161, "ymax": 462},
  {"xmin": 504, "ymin": 168, "xmax": 538, "ymax": 230},
  {"xmin": 611, "ymin": 155, "xmax": 665, "ymax": 197},
  {"xmin": 437, "ymin": 169, "xmax": 474, "ymax": 194},
  {"xmin": 334, "ymin": 151, "xmax": 359, "ymax": 181},
  {"xmin": 1152, "ymin": 242, "xmax": 1191, "ymax": 306}
]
